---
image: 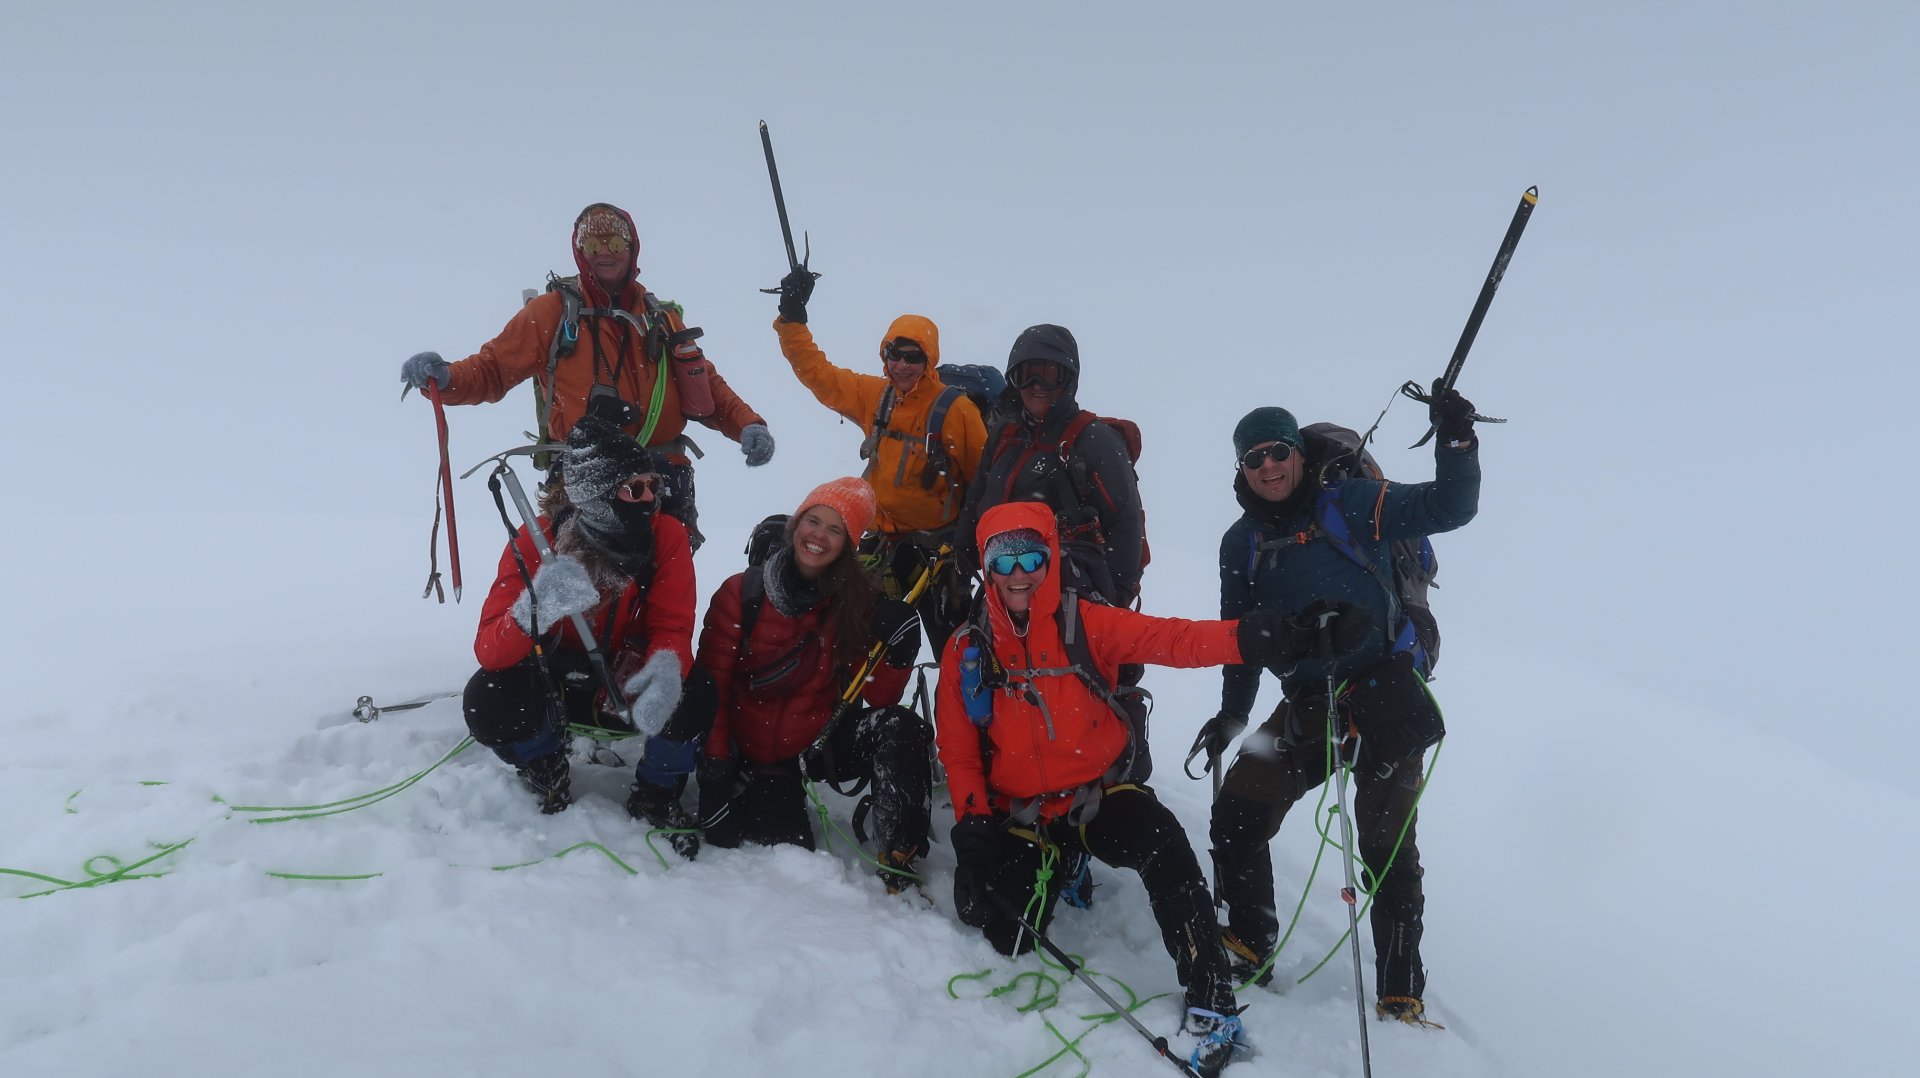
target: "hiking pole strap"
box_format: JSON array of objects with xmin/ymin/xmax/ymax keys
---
[
  {"xmin": 423, "ymin": 381, "xmax": 463, "ymax": 601},
  {"xmin": 1410, "ymin": 184, "xmax": 1537, "ymax": 448},
  {"xmin": 494, "ymin": 462, "xmax": 629, "ymax": 714}
]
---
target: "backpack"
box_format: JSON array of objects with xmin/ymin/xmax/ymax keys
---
[
  {"xmin": 1263, "ymin": 423, "xmax": 1442, "ymax": 676},
  {"xmin": 979, "ymin": 408, "xmax": 1151, "ymax": 591},
  {"xmin": 938, "ymin": 364, "xmax": 1005, "ymax": 418},
  {"xmin": 954, "ymin": 588, "xmax": 1153, "ymax": 822},
  {"xmin": 521, "ymin": 274, "xmax": 710, "ymax": 455},
  {"xmin": 859, "ymin": 382, "xmax": 969, "ymax": 515},
  {"xmin": 735, "ymin": 513, "xmax": 791, "ymax": 645}
]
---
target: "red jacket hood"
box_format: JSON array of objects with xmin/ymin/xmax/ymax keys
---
[
  {"xmin": 571, "ymin": 202, "xmax": 641, "ymax": 308},
  {"xmin": 975, "ymin": 501, "xmax": 1061, "ymax": 645}
]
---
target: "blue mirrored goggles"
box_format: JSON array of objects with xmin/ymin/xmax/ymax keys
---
[{"xmin": 988, "ymin": 550, "xmax": 1049, "ymax": 576}]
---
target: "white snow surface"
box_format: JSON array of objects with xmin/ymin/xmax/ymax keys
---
[{"xmin": 5, "ymin": 3, "xmax": 1916, "ymax": 1076}]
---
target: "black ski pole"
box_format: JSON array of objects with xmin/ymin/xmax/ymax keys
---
[
  {"xmin": 757, "ymin": 120, "xmax": 816, "ymax": 294},
  {"xmin": 983, "ymin": 884, "xmax": 1203, "ymax": 1078},
  {"xmin": 1405, "ymin": 185, "xmax": 1538, "ymax": 447}
]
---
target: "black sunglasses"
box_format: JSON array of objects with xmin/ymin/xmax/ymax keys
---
[
  {"xmin": 881, "ymin": 339, "xmax": 928, "ymax": 366},
  {"xmin": 1239, "ymin": 442, "xmax": 1296, "ymax": 470}
]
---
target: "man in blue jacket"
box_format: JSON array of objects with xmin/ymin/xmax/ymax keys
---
[{"xmin": 1190, "ymin": 396, "xmax": 1479, "ymax": 1026}]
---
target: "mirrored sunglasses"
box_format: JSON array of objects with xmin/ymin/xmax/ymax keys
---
[
  {"xmin": 1239, "ymin": 442, "xmax": 1296, "ymax": 470},
  {"xmin": 988, "ymin": 549, "xmax": 1049, "ymax": 576},
  {"xmin": 614, "ymin": 474, "xmax": 662, "ymax": 502},
  {"xmin": 1009, "ymin": 362, "xmax": 1067, "ymax": 390},
  {"xmin": 580, "ymin": 233, "xmax": 631, "ymax": 257}
]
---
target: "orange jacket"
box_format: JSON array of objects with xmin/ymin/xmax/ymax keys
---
[
  {"xmin": 440, "ymin": 208, "xmax": 764, "ymax": 463},
  {"xmin": 935, "ymin": 502, "xmax": 1243, "ymax": 821},
  {"xmin": 775, "ymin": 315, "xmax": 986, "ymax": 535}
]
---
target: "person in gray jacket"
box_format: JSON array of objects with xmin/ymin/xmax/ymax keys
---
[{"xmin": 952, "ymin": 324, "xmax": 1144, "ymax": 608}]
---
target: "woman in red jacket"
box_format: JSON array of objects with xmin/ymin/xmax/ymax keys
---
[
  {"xmin": 464, "ymin": 418, "xmax": 701, "ymax": 851},
  {"xmin": 935, "ymin": 502, "xmax": 1369, "ymax": 1077},
  {"xmin": 690, "ymin": 478, "xmax": 930, "ymax": 892}
]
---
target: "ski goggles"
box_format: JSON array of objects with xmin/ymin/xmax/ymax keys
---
[
  {"xmin": 579, "ymin": 233, "xmax": 631, "ymax": 257},
  {"xmin": 1238, "ymin": 442, "xmax": 1297, "ymax": 470},
  {"xmin": 1009, "ymin": 362, "xmax": 1068, "ymax": 390},
  {"xmin": 988, "ymin": 549, "xmax": 1049, "ymax": 576},
  {"xmin": 881, "ymin": 339, "xmax": 928, "ymax": 366},
  {"xmin": 614, "ymin": 475, "xmax": 662, "ymax": 502}
]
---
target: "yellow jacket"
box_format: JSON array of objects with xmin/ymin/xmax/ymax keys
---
[{"xmin": 775, "ymin": 315, "xmax": 986, "ymax": 535}]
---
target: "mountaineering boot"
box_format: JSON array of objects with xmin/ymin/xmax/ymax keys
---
[
  {"xmin": 1376, "ymin": 996, "xmax": 1445, "ymax": 1029},
  {"xmin": 626, "ymin": 779, "xmax": 701, "ymax": 860},
  {"xmin": 1057, "ymin": 846, "xmax": 1095, "ymax": 909},
  {"xmin": 518, "ymin": 751, "xmax": 573, "ymax": 815},
  {"xmin": 876, "ymin": 849, "xmax": 920, "ymax": 895},
  {"xmin": 1184, "ymin": 1007, "xmax": 1249, "ymax": 1077},
  {"xmin": 1220, "ymin": 928, "xmax": 1274, "ymax": 988}
]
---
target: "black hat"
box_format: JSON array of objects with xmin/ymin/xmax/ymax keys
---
[
  {"xmin": 562, "ymin": 417, "xmax": 658, "ymax": 503},
  {"xmin": 1006, "ymin": 323, "xmax": 1080, "ymax": 380}
]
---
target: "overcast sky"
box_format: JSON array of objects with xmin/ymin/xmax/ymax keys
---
[{"xmin": 4, "ymin": 0, "xmax": 1915, "ymax": 794}]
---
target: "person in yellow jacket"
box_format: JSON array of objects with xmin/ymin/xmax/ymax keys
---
[{"xmin": 772, "ymin": 267, "xmax": 985, "ymax": 649}]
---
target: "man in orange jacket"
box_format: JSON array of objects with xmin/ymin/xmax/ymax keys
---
[
  {"xmin": 772, "ymin": 267, "xmax": 985, "ymax": 648},
  {"xmin": 933, "ymin": 502, "xmax": 1374, "ymax": 1076},
  {"xmin": 402, "ymin": 203, "xmax": 773, "ymax": 549}
]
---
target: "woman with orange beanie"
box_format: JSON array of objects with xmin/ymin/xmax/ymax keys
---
[{"xmin": 689, "ymin": 477, "xmax": 931, "ymax": 892}]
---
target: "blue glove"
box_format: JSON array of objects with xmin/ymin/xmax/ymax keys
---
[
  {"xmin": 740, "ymin": 423, "xmax": 775, "ymax": 467},
  {"xmin": 401, "ymin": 351, "xmax": 451, "ymax": 391}
]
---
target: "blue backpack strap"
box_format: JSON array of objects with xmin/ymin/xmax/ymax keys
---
[{"xmin": 920, "ymin": 385, "xmax": 966, "ymax": 508}]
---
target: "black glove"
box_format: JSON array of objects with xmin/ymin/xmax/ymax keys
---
[
  {"xmin": 1186, "ymin": 710, "xmax": 1248, "ymax": 771},
  {"xmin": 1429, "ymin": 380, "xmax": 1477, "ymax": 445},
  {"xmin": 694, "ymin": 754, "xmax": 741, "ymax": 825},
  {"xmin": 873, "ymin": 597, "xmax": 923, "ymax": 668},
  {"xmin": 777, "ymin": 266, "xmax": 815, "ymax": 324},
  {"xmin": 950, "ymin": 815, "xmax": 1006, "ymax": 928},
  {"xmin": 1237, "ymin": 601, "xmax": 1374, "ymax": 666}
]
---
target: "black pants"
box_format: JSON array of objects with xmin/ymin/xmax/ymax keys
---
[
  {"xmin": 703, "ymin": 705, "xmax": 933, "ymax": 859},
  {"xmin": 1210, "ymin": 695, "xmax": 1428, "ymax": 1001},
  {"xmin": 953, "ymin": 786, "xmax": 1236, "ymax": 1014},
  {"xmin": 463, "ymin": 653, "xmax": 713, "ymax": 774}
]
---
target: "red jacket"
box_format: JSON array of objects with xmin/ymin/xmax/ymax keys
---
[
  {"xmin": 936, "ymin": 502, "xmax": 1242, "ymax": 821},
  {"xmin": 699, "ymin": 567, "xmax": 911, "ymax": 766},
  {"xmin": 474, "ymin": 513, "xmax": 697, "ymax": 687}
]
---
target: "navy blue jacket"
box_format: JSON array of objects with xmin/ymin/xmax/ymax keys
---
[{"xmin": 1219, "ymin": 440, "xmax": 1480, "ymax": 716}]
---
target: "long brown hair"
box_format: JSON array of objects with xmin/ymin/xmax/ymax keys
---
[{"xmin": 788, "ymin": 521, "xmax": 878, "ymax": 672}]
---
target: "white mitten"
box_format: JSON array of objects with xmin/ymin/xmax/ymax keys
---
[
  {"xmin": 509, "ymin": 555, "xmax": 599, "ymax": 634},
  {"xmin": 621, "ymin": 650, "xmax": 684, "ymax": 736}
]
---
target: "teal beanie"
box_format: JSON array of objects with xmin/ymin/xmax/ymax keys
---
[{"xmin": 1232, "ymin": 407, "xmax": 1302, "ymax": 459}]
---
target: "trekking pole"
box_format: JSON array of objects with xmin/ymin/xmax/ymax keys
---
[
  {"xmin": 466, "ymin": 447, "xmax": 629, "ymax": 714},
  {"xmin": 757, "ymin": 120, "xmax": 816, "ymax": 293},
  {"xmin": 982, "ymin": 882, "xmax": 1202, "ymax": 1077},
  {"xmin": 1209, "ymin": 758, "xmax": 1225, "ymax": 909},
  {"xmin": 1320, "ymin": 613, "xmax": 1373, "ymax": 1078},
  {"xmin": 1404, "ymin": 185, "xmax": 1538, "ymax": 447}
]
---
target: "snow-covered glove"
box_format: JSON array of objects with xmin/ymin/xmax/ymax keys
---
[
  {"xmin": 621, "ymin": 650, "xmax": 684, "ymax": 736},
  {"xmin": 1429, "ymin": 381, "xmax": 1477, "ymax": 444},
  {"xmin": 873, "ymin": 598, "xmax": 922, "ymax": 669},
  {"xmin": 695, "ymin": 753, "xmax": 741, "ymax": 824},
  {"xmin": 508, "ymin": 554, "xmax": 600, "ymax": 634},
  {"xmin": 401, "ymin": 351, "xmax": 451, "ymax": 391},
  {"xmin": 777, "ymin": 266, "xmax": 815, "ymax": 324},
  {"xmin": 1236, "ymin": 601, "xmax": 1373, "ymax": 667},
  {"xmin": 950, "ymin": 815, "xmax": 1007, "ymax": 928},
  {"xmin": 1185, "ymin": 710, "xmax": 1248, "ymax": 773},
  {"xmin": 740, "ymin": 423, "xmax": 775, "ymax": 467}
]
